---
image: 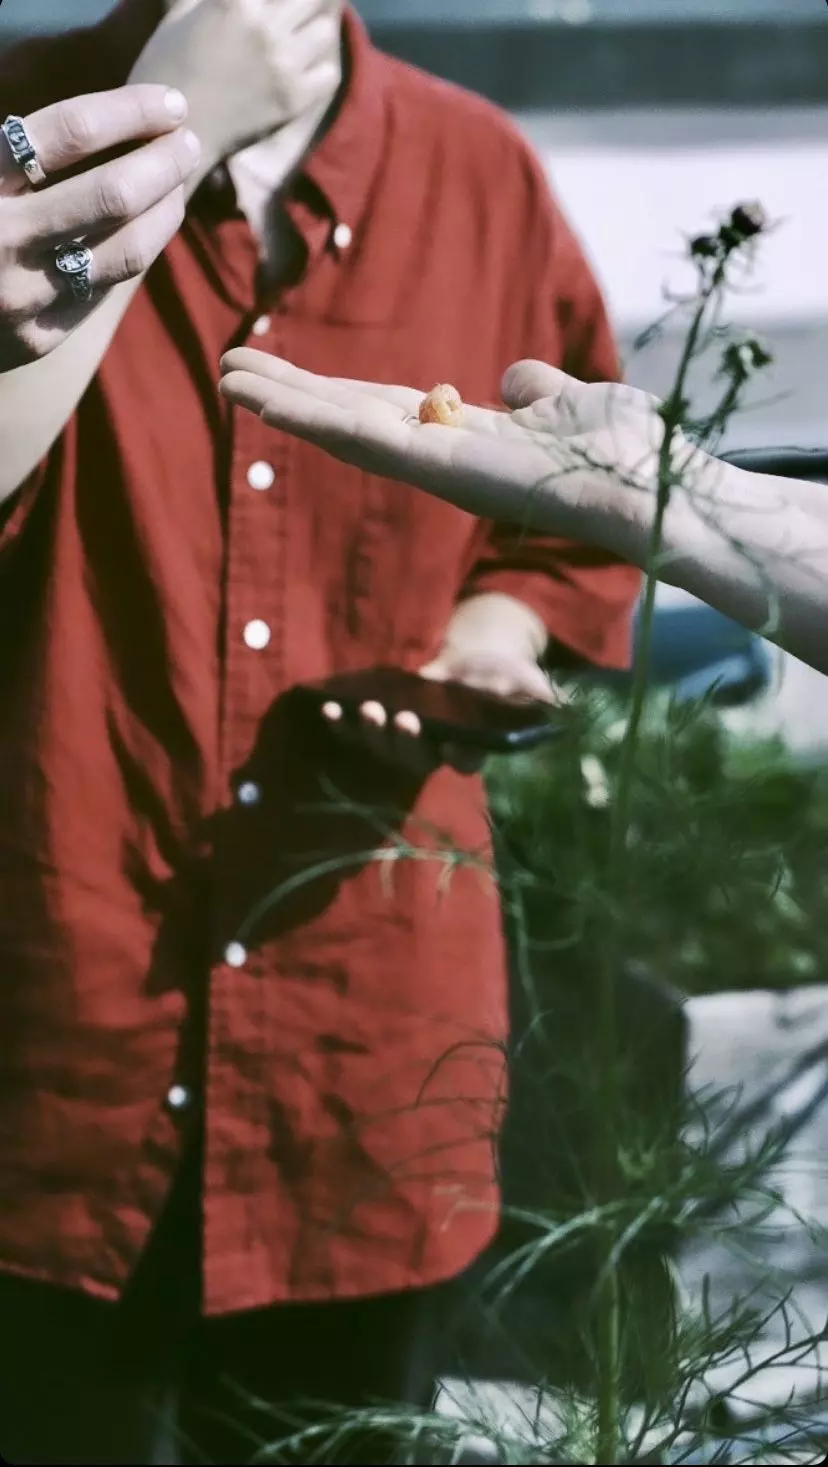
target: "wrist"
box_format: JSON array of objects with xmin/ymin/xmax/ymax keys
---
[{"xmin": 655, "ymin": 451, "xmax": 743, "ymax": 578}]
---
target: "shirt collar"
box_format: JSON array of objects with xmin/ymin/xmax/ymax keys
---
[{"xmin": 301, "ymin": 6, "xmax": 390, "ymax": 244}]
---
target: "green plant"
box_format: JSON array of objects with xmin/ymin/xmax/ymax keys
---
[
  {"xmin": 233, "ymin": 205, "xmax": 828, "ymax": 1465},
  {"xmin": 489, "ymin": 696, "xmax": 828, "ymax": 999}
]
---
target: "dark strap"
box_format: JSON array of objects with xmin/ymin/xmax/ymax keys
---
[{"xmin": 720, "ymin": 447, "xmax": 828, "ymax": 482}]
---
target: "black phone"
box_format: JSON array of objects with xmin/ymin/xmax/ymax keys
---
[{"xmin": 295, "ymin": 665, "xmax": 566, "ymax": 753}]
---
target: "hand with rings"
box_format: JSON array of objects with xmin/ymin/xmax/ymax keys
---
[
  {"xmin": 0, "ymin": 87, "xmax": 202, "ymax": 373},
  {"xmin": 1, "ymin": 116, "xmax": 48, "ymax": 188}
]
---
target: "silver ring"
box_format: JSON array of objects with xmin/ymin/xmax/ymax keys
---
[
  {"xmin": 1, "ymin": 115, "xmax": 47, "ymax": 188},
  {"xmin": 54, "ymin": 241, "xmax": 94, "ymax": 303}
]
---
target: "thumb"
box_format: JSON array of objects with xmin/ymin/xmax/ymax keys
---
[
  {"xmin": 418, "ymin": 657, "xmax": 450, "ymax": 683},
  {"xmin": 501, "ymin": 359, "xmax": 588, "ymax": 412}
]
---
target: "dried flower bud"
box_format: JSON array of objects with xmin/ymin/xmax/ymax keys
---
[
  {"xmin": 728, "ymin": 202, "xmax": 767, "ymax": 241},
  {"xmin": 718, "ymin": 224, "xmax": 741, "ymax": 252},
  {"xmin": 722, "ymin": 337, "xmax": 773, "ymax": 384},
  {"xmin": 743, "ymin": 338, "xmax": 773, "ymax": 369},
  {"xmin": 724, "ymin": 344, "xmax": 751, "ymax": 384},
  {"xmin": 419, "ymin": 384, "xmax": 464, "ymax": 427},
  {"xmin": 690, "ymin": 234, "xmax": 719, "ymax": 260}
]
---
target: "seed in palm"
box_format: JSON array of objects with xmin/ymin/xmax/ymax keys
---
[{"xmin": 419, "ymin": 383, "xmax": 465, "ymax": 426}]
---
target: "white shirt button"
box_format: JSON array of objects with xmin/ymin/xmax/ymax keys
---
[
  {"xmin": 166, "ymin": 1083, "xmax": 191, "ymax": 1111},
  {"xmin": 243, "ymin": 619, "xmax": 271, "ymax": 650},
  {"xmin": 332, "ymin": 221, "xmax": 352, "ymax": 250},
  {"xmin": 251, "ymin": 314, "xmax": 271, "ymax": 337},
  {"xmin": 237, "ymin": 780, "xmax": 262, "ymax": 806},
  {"xmin": 224, "ymin": 940, "xmax": 247, "ymax": 969},
  {"xmin": 247, "ymin": 461, "xmax": 275, "ymax": 492}
]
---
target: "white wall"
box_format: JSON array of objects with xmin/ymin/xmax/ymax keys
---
[{"xmin": 520, "ymin": 107, "xmax": 828, "ymax": 335}]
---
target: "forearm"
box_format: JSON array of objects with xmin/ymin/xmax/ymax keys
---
[
  {"xmin": 609, "ymin": 461, "xmax": 828, "ymax": 673},
  {"xmin": 0, "ymin": 281, "xmax": 146, "ymax": 505},
  {"xmin": 670, "ymin": 466, "xmax": 828, "ymax": 671}
]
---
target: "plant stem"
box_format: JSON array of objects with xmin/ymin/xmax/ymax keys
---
[
  {"xmin": 593, "ymin": 263, "xmax": 724, "ymax": 1466},
  {"xmin": 613, "ymin": 273, "xmax": 719, "ymax": 851}
]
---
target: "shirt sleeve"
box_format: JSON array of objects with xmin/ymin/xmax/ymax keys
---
[{"xmin": 460, "ymin": 144, "xmax": 641, "ymax": 671}]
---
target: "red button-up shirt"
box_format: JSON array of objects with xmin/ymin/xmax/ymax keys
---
[{"xmin": 0, "ymin": 2, "xmax": 639, "ymax": 1312}]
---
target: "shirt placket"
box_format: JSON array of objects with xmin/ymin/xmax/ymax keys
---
[
  {"xmin": 201, "ymin": 207, "xmax": 354, "ymax": 1305},
  {"xmin": 203, "ymin": 307, "xmax": 292, "ymax": 1287}
]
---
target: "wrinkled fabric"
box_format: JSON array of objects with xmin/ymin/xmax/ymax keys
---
[{"xmin": 0, "ymin": 1, "xmax": 639, "ymax": 1312}]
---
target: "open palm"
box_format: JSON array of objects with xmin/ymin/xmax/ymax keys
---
[{"xmin": 219, "ymin": 351, "xmax": 676, "ymax": 552}]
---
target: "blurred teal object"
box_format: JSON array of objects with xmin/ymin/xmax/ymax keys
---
[
  {"xmin": 357, "ymin": 1, "xmax": 818, "ymax": 25},
  {"xmin": 630, "ymin": 602, "xmax": 772, "ymax": 707}
]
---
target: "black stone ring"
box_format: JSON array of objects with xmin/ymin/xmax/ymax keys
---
[{"xmin": 54, "ymin": 241, "xmax": 94, "ymax": 304}]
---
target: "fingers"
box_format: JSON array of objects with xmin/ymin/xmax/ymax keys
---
[
  {"xmin": 289, "ymin": 0, "xmax": 344, "ymax": 46},
  {"xmin": 292, "ymin": 54, "xmax": 343, "ymax": 116},
  {"xmin": 453, "ymin": 662, "xmax": 557, "ymax": 705},
  {"xmin": 502, "ymin": 359, "xmax": 660, "ymax": 445},
  {"xmin": 501, "ymin": 662, "xmax": 561, "ymax": 705},
  {"xmin": 321, "ymin": 697, "xmax": 434, "ymax": 779},
  {"xmin": 292, "ymin": 9, "xmax": 342, "ymax": 67},
  {"xmin": 85, "ymin": 185, "xmax": 188, "ymax": 292},
  {"xmin": 501, "ymin": 359, "xmax": 585, "ymax": 412},
  {"xmin": 218, "ymin": 368, "xmax": 280, "ymax": 418},
  {"xmin": 16, "ymin": 125, "xmax": 200, "ymax": 248},
  {"xmin": 1, "ymin": 186, "xmax": 188, "ymax": 321},
  {"xmin": 0, "ymin": 86, "xmax": 190, "ymax": 195},
  {"xmin": 220, "ymin": 368, "xmax": 418, "ymax": 478},
  {"xmin": 222, "ymin": 350, "xmax": 425, "ymax": 416},
  {"xmin": 378, "ymin": 708, "xmax": 481, "ymax": 777},
  {"xmin": 220, "ymin": 351, "xmax": 500, "ymax": 429},
  {"xmin": 287, "ymin": 0, "xmax": 337, "ymax": 25},
  {"xmin": 274, "ymin": 0, "xmax": 343, "ymax": 116},
  {"xmin": 417, "ymin": 658, "xmax": 448, "ymax": 683},
  {"xmin": 422, "ymin": 652, "xmax": 564, "ymax": 707}
]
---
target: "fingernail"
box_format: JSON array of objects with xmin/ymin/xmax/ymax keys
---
[
  {"xmin": 182, "ymin": 129, "xmax": 201, "ymax": 159},
  {"xmin": 360, "ymin": 701, "xmax": 387, "ymax": 728},
  {"xmin": 164, "ymin": 88, "xmax": 188, "ymax": 120},
  {"xmin": 164, "ymin": 88, "xmax": 188, "ymax": 119},
  {"xmin": 394, "ymin": 711, "xmax": 420, "ymax": 737}
]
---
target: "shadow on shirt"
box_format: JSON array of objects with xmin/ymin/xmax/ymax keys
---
[{"xmin": 144, "ymin": 685, "xmax": 432, "ymax": 1003}]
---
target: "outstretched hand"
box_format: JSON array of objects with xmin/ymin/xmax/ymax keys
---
[
  {"xmin": 219, "ymin": 350, "xmax": 689, "ymax": 558},
  {"xmin": 217, "ymin": 350, "xmax": 828, "ymax": 682}
]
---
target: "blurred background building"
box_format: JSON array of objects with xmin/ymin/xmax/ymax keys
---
[{"xmin": 2, "ymin": 0, "xmax": 827, "ymax": 746}]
